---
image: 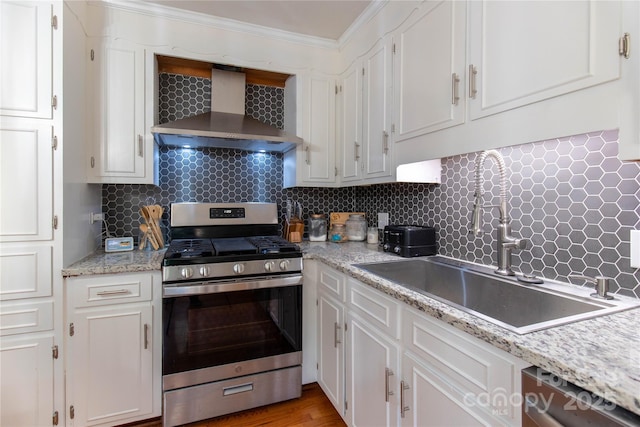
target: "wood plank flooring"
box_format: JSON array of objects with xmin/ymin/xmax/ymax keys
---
[{"xmin": 128, "ymin": 383, "xmax": 346, "ymax": 427}]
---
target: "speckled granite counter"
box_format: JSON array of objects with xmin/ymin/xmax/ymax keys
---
[
  {"xmin": 61, "ymin": 249, "xmax": 165, "ymax": 277},
  {"xmin": 301, "ymin": 241, "xmax": 640, "ymax": 417},
  {"xmin": 61, "ymin": 242, "xmax": 640, "ymax": 415}
]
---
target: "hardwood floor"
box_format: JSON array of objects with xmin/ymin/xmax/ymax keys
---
[{"xmin": 130, "ymin": 383, "xmax": 346, "ymax": 427}]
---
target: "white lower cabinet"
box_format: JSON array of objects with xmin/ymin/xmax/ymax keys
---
[
  {"xmin": 314, "ymin": 263, "xmax": 528, "ymax": 427},
  {"xmin": 65, "ymin": 272, "xmax": 161, "ymax": 427},
  {"xmin": 317, "ymin": 288, "xmax": 346, "ymax": 414},
  {"xmin": 346, "ymin": 314, "xmax": 399, "ymax": 427},
  {"xmin": 0, "ymin": 333, "xmax": 55, "ymax": 427}
]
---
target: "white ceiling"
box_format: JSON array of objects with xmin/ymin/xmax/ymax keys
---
[{"xmin": 142, "ymin": 0, "xmax": 373, "ymax": 40}]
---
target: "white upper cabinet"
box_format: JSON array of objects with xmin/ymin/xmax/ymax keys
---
[
  {"xmin": 393, "ymin": 1, "xmax": 467, "ymax": 141},
  {"xmin": 339, "ymin": 36, "xmax": 394, "ymax": 185},
  {"xmin": 339, "ymin": 63, "xmax": 362, "ymax": 183},
  {"xmin": 87, "ymin": 38, "xmax": 152, "ymax": 184},
  {"xmin": 293, "ymin": 75, "xmax": 337, "ymax": 185},
  {"xmin": 0, "ymin": 119, "xmax": 53, "ymax": 242},
  {"xmin": 362, "ymin": 37, "xmax": 393, "ymax": 180},
  {"xmin": 0, "ymin": 1, "xmax": 53, "ymax": 119},
  {"xmin": 468, "ymin": 0, "xmax": 621, "ymax": 120}
]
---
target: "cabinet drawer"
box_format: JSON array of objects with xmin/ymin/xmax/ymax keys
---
[
  {"xmin": 67, "ymin": 273, "xmax": 153, "ymax": 308},
  {"xmin": 0, "ymin": 300, "xmax": 53, "ymax": 336},
  {"xmin": 347, "ymin": 278, "xmax": 400, "ymax": 339},
  {"xmin": 403, "ymin": 306, "xmax": 527, "ymax": 425},
  {"xmin": 317, "ymin": 264, "xmax": 346, "ymax": 302}
]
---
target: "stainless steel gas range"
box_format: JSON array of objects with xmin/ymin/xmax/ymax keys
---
[{"xmin": 161, "ymin": 202, "xmax": 303, "ymax": 427}]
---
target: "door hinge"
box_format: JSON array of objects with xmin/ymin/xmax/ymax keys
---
[
  {"xmin": 52, "ymin": 345, "xmax": 58, "ymax": 359},
  {"xmin": 391, "ymin": 123, "xmax": 396, "ymax": 134},
  {"xmin": 619, "ymin": 33, "xmax": 631, "ymax": 59},
  {"xmin": 52, "ymin": 95, "xmax": 58, "ymax": 110},
  {"xmin": 52, "ymin": 135, "xmax": 58, "ymax": 150},
  {"xmin": 90, "ymin": 156, "xmax": 95, "ymax": 168},
  {"xmin": 52, "ymin": 215, "xmax": 58, "ymax": 230},
  {"xmin": 345, "ymin": 400, "xmax": 348, "ymax": 411},
  {"xmin": 344, "ymin": 322, "xmax": 348, "ymax": 332},
  {"xmin": 316, "ymin": 298, "xmax": 318, "ymax": 306},
  {"xmin": 392, "ymin": 43, "xmax": 396, "ymax": 54},
  {"xmin": 69, "ymin": 405, "xmax": 74, "ymax": 420},
  {"xmin": 90, "ymin": 48, "xmax": 95, "ymax": 61},
  {"xmin": 362, "ymin": 67, "xmax": 365, "ymax": 76},
  {"xmin": 69, "ymin": 323, "xmax": 74, "ymax": 337},
  {"xmin": 335, "ymin": 85, "xmax": 338, "ymax": 95},
  {"xmin": 335, "ymin": 167, "xmax": 338, "ymax": 177},
  {"xmin": 316, "ymin": 363, "xmax": 319, "ymax": 370},
  {"xmin": 51, "ymin": 15, "xmax": 58, "ymax": 30},
  {"xmin": 52, "ymin": 411, "xmax": 59, "ymax": 425}
]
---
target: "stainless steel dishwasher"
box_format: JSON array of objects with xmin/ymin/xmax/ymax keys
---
[{"xmin": 522, "ymin": 366, "xmax": 640, "ymax": 426}]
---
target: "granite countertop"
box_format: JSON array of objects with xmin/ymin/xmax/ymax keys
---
[
  {"xmin": 62, "ymin": 242, "xmax": 640, "ymax": 415},
  {"xmin": 301, "ymin": 241, "xmax": 640, "ymax": 417},
  {"xmin": 61, "ymin": 248, "xmax": 166, "ymax": 277}
]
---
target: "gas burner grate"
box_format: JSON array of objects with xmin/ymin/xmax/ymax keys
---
[
  {"xmin": 165, "ymin": 239, "xmax": 214, "ymax": 259},
  {"xmin": 247, "ymin": 236, "xmax": 300, "ymax": 254}
]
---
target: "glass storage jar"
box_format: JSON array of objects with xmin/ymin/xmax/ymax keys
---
[
  {"xmin": 308, "ymin": 213, "xmax": 327, "ymax": 241},
  {"xmin": 345, "ymin": 214, "xmax": 367, "ymax": 241},
  {"xmin": 329, "ymin": 223, "xmax": 347, "ymax": 243}
]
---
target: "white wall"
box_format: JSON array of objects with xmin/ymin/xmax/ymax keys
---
[{"xmin": 63, "ymin": 1, "xmax": 102, "ymax": 266}]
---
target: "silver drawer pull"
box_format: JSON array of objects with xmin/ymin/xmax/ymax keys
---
[
  {"xmin": 385, "ymin": 368, "xmax": 394, "ymax": 402},
  {"xmin": 223, "ymin": 382, "xmax": 254, "ymax": 396},
  {"xmin": 334, "ymin": 322, "xmax": 341, "ymax": 347},
  {"xmin": 96, "ymin": 289, "xmax": 131, "ymax": 296}
]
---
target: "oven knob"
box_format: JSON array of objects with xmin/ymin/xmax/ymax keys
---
[
  {"xmin": 199, "ymin": 266, "xmax": 210, "ymax": 277},
  {"xmin": 233, "ymin": 263, "xmax": 245, "ymax": 274},
  {"xmin": 279, "ymin": 259, "xmax": 290, "ymax": 271},
  {"xmin": 264, "ymin": 261, "xmax": 275, "ymax": 272},
  {"xmin": 393, "ymin": 246, "xmax": 401, "ymax": 254},
  {"xmin": 180, "ymin": 267, "xmax": 193, "ymax": 279},
  {"xmin": 383, "ymin": 243, "xmax": 391, "ymax": 252}
]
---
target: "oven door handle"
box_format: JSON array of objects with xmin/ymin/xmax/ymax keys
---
[{"xmin": 162, "ymin": 274, "xmax": 304, "ymax": 297}]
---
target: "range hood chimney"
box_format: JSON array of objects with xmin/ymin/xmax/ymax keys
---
[{"xmin": 151, "ymin": 68, "xmax": 302, "ymax": 153}]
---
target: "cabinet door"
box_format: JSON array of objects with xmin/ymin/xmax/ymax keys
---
[
  {"xmin": 0, "ymin": 119, "xmax": 53, "ymax": 242},
  {"xmin": 316, "ymin": 291, "xmax": 344, "ymax": 415},
  {"xmin": 401, "ymin": 353, "xmax": 497, "ymax": 427},
  {"xmin": 393, "ymin": 1, "xmax": 466, "ymax": 142},
  {"xmin": 362, "ymin": 37, "xmax": 393, "ymax": 180},
  {"xmin": 468, "ymin": 0, "xmax": 621, "ymax": 120},
  {"xmin": 0, "ymin": 1, "xmax": 53, "ymax": 119},
  {"xmin": 346, "ymin": 315, "xmax": 399, "ymax": 427},
  {"xmin": 69, "ymin": 304, "xmax": 153, "ymax": 426},
  {"xmin": 302, "ymin": 76, "xmax": 336, "ymax": 183},
  {"xmin": 0, "ymin": 334, "xmax": 54, "ymax": 427},
  {"xmin": 88, "ymin": 39, "xmax": 146, "ymax": 182},
  {"xmin": 339, "ymin": 64, "xmax": 362, "ymax": 183}
]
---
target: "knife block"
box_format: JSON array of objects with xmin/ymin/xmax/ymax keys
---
[{"xmin": 285, "ymin": 218, "xmax": 304, "ymax": 243}]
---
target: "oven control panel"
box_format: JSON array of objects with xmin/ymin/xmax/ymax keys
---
[
  {"xmin": 210, "ymin": 207, "xmax": 245, "ymax": 219},
  {"xmin": 164, "ymin": 257, "xmax": 303, "ymax": 283}
]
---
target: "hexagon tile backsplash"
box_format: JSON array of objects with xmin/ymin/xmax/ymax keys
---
[{"xmin": 103, "ymin": 72, "xmax": 639, "ymax": 298}]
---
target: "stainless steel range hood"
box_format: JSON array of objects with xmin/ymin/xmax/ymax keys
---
[{"xmin": 151, "ymin": 68, "xmax": 302, "ymax": 153}]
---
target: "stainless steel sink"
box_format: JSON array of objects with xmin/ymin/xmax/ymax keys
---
[{"xmin": 354, "ymin": 256, "xmax": 640, "ymax": 334}]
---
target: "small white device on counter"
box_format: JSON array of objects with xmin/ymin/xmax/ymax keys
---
[{"xmin": 105, "ymin": 237, "xmax": 134, "ymax": 252}]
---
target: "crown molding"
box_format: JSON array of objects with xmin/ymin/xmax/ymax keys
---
[
  {"xmin": 338, "ymin": 0, "xmax": 388, "ymax": 47},
  {"xmin": 98, "ymin": 0, "xmax": 349, "ymax": 50}
]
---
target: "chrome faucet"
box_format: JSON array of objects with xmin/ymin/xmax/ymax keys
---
[{"xmin": 470, "ymin": 150, "xmax": 527, "ymax": 276}]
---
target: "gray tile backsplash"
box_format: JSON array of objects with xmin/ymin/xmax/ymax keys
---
[{"xmin": 102, "ymin": 73, "xmax": 639, "ymax": 298}]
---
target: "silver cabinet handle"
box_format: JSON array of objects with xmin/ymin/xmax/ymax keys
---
[
  {"xmin": 334, "ymin": 322, "xmax": 341, "ymax": 347},
  {"xmin": 452, "ymin": 73, "xmax": 460, "ymax": 105},
  {"xmin": 469, "ymin": 65, "xmax": 478, "ymax": 99},
  {"xmin": 144, "ymin": 323, "xmax": 149, "ymax": 349},
  {"xmin": 305, "ymin": 145, "xmax": 310, "ymax": 164},
  {"xmin": 223, "ymin": 382, "xmax": 254, "ymax": 396},
  {"xmin": 383, "ymin": 131, "xmax": 389, "ymax": 154},
  {"xmin": 96, "ymin": 289, "xmax": 131, "ymax": 296},
  {"xmin": 524, "ymin": 397, "xmax": 563, "ymax": 427},
  {"xmin": 400, "ymin": 380, "xmax": 410, "ymax": 418},
  {"xmin": 354, "ymin": 142, "xmax": 360, "ymax": 161},
  {"xmin": 385, "ymin": 368, "xmax": 394, "ymax": 402},
  {"xmin": 137, "ymin": 135, "xmax": 144, "ymax": 157}
]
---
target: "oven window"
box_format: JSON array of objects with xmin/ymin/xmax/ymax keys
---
[{"xmin": 163, "ymin": 285, "xmax": 302, "ymax": 375}]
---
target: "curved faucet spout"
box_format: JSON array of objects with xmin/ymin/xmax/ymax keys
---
[{"xmin": 469, "ymin": 150, "xmax": 527, "ymax": 276}]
